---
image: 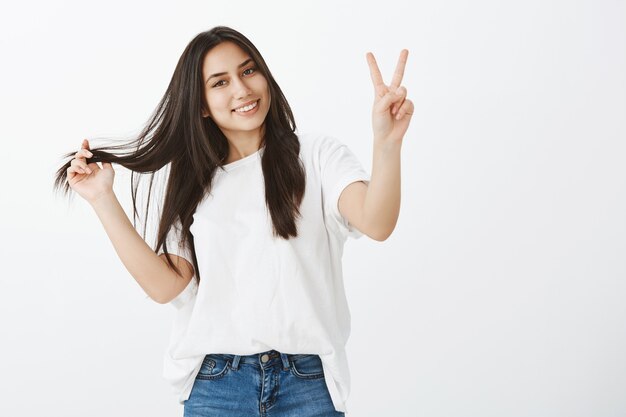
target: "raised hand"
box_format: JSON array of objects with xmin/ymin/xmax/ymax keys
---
[
  {"xmin": 366, "ymin": 49, "xmax": 414, "ymax": 144},
  {"xmin": 66, "ymin": 139, "xmax": 115, "ymax": 204}
]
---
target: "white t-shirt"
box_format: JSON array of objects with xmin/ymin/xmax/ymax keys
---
[{"xmin": 157, "ymin": 131, "xmax": 371, "ymax": 413}]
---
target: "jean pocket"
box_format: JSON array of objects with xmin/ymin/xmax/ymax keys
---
[
  {"xmin": 289, "ymin": 354, "xmax": 325, "ymax": 380},
  {"xmin": 196, "ymin": 354, "xmax": 231, "ymax": 380}
]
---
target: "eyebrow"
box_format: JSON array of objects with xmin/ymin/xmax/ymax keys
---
[{"xmin": 206, "ymin": 58, "xmax": 254, "ymax": 84}]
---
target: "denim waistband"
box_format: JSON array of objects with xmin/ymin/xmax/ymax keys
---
[{"xmin": 208, "ymin": 350, "xmax": 317, "ymax": 371}]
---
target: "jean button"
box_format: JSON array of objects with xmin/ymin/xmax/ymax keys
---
[{"xmin": 261, "ymin": 354, "xmax": 269, "ymax": 363}]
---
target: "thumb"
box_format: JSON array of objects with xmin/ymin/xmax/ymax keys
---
[
  {"xmin": 102, "ymin": 162, "xmax": 114, "ymax": 170},
  {"xmin": 374, "ymin": 89, "xmax": 402, "ymax": 114}
]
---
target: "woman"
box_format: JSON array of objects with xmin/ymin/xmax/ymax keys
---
[{"xmin": 54, "ymin": 26, "xmax": 413, "ymax": 416}]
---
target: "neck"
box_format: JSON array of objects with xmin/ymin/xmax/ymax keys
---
[{"xmin": 222, "ymin": 126, "xmax": 265, "ymax": 164}]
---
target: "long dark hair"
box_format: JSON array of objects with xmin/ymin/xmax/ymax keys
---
[{"xmin": 53, "ymin": 26, "xmax": 306, "ymax": 286}]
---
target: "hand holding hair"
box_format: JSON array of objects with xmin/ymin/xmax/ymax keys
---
[{"xmin": 66, "ymin": 138, "xmax": 115, "ymax": 205}]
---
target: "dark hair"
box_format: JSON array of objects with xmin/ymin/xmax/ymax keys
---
[{"xmin": 53, "ymin": 26, "xmax": 306, "ymax": 287}]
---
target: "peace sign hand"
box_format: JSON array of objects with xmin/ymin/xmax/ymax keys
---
[{"xmin": 366, "ymin": 49, "xmax": 414, "ymax": 145}]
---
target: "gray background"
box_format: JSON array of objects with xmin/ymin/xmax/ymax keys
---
[{"xmin": 0, "ymin": 0, "xmax": 624, "ymax": 415}]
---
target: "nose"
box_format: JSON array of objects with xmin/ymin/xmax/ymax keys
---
[{"xmin": 231, "ymin": 76, "xmax": 252, "ymax": 100}]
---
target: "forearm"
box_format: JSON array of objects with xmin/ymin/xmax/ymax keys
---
[
  {"xmin": 362, "ymin": 140, "xmax": 402, "ymax": 240},
  {"xmin": 89, "ymin": 191, "xmax": 180, "ymax": 303}
]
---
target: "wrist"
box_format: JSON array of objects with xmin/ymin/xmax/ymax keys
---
[
  {"xmin": 89, "ymin": 190, "xmax": 117, "ymax": 211},
  {"xmin": 373, "ymin": 138, "xmax": 402, "ymax": 154}
]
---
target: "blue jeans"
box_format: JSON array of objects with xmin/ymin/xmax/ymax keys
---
[{"xmin": 183, "ymin": 349, "xmax": 345, "ymax": 417}]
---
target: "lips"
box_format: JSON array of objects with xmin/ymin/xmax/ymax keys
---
[{"xmin": 232, "ymin": 99, "xmax": 259, "ymax": 112}]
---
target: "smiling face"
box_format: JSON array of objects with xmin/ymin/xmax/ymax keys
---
[{"xmin": 201, "ymin": 41, "xmax": 271, "ymax": 144}]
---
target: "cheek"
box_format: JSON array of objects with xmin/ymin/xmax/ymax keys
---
[
  {"xmin": 248, "ymin": 75, "xmax": 268, "ymax": 95},
  {"xmin": 206, "ymin": 93, "xmax": 229, "ymax": 114},
  {"xmin": 255, "ymin": 80, "xmax": 270, "ymax": 107},
  {"xmin": 259, "ymin": 79, "xmax": 270, "ymax": 96}
]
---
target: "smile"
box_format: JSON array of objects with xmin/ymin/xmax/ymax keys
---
[{"xmin": 233, "ymin": 99, "xmax": 259, "ymax": 113}]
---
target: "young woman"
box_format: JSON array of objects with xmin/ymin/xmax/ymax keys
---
[{"xmin": 54, "ymin": 26, "xmax": 413, "ymax": 417}]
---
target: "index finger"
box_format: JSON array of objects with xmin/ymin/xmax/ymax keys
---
[
  {"xmin": 82, "ymin": 139, "xmax": 90, "ymax": 150},
  {"xmin": 366, "ymin": 52, "xmax": 386, "ymax": 95},
  {"xmin": 389, "ymin": 49, "xmax": 408, "ymax": 90}
]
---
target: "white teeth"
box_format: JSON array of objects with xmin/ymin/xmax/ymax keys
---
[{"xmin": 234, "ymin": 100, "xmax": 258, "ymax": 112}]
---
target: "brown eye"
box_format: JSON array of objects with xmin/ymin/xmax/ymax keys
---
[{"xmin": 212, "ymin": 67, "xmax": 256, "ymax": 88}]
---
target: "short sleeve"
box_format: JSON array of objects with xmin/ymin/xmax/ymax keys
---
[
  {"xmin": 156, "ymin": 217, "xmax": 198, "ymax": 309},
  {"xmin": 319, "ymin": 135, "xmax": 371, "ymax": 239},
  {"xmin": 168, "ymin": 277, "xmax": 198, "ymax": 310},
  {"xmin": 156, "ymin": 217, "xmax": 194, "ymax": 266}
]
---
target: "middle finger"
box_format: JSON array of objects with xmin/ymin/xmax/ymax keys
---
[
  {"xmin": 71, "ymin": 159, "xmax": 92, "ymax": 174},
  {"xmin": 389, "ymin": 49, "xmax": 409, "ymax": 90}
]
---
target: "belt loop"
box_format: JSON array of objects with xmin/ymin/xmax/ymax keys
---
[
  {"xmin": 231, "ymin": 355, "xmax": 241, "ymax": 370},
  {"xmin": 279, "ymin": 353, "xmax": 290, "ymax": 371}
]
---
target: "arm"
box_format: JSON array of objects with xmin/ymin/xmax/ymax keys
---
[
  {"xmin": 90, "ymin": 191, "xmax": 194, "ymax": 304},
  {"xmin": 338, "ymin": 141, "xmax": 401, "ymax": 241},
  {"xmin": 338, "ymin": 49, "xmax": 413, "ymax": 241}
]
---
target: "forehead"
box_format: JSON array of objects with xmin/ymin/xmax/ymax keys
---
[{"xmin": 202, "ymin": 41, "xmax": 250, "ymax": 75}]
